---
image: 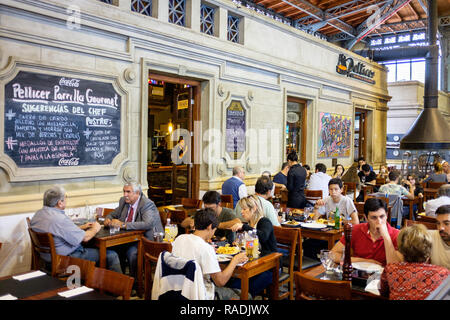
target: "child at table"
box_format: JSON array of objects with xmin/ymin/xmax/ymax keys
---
[{"xmin": 312, "ymin": 178, "xmax": 360, "ymax": 225}]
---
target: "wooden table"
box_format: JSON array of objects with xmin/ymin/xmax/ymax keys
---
[
  {"xmin": 300, "ymin": 227, "xmax": 343, "ymax": 250},
  {"xmin": 303, "ymin": 265, "xmax": 386, "ymax": 300},
  {"xmin": 92, "ymin": 228, "xmax": 145, "ymax": 296},
  {"xmin": 221, "ymin": 252, "xmax": 282, "ymax": 300},
  {"xmin": 423, "ymin": 188, "xmax": 439, "ymax": 202},
  {"xmin": 0, "ymin": 272, "xmax": 114, "ymax": 300}
]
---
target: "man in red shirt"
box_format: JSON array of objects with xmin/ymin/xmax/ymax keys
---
[{"xmin": 331, "ymin": 198, "xmax": 402, "ymax": 266}]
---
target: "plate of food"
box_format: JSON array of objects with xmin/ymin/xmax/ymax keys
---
[
  {"xmin": 216, "ymin": 254, "xmax": 233, "ymax": 263},
  {"xmin": 291, "ymin": 209, "xmax": 304, "ymax": 215},
  {"xmin": 216, "ymin": 245, "xmax": 240, "ymax": 256},
  {"xmin": 282, "ymin": 220, "xmax": 301, "ymax": 227},
  {"xmin": 352, "ymin": 262, "xmax": 384, "ymax": 273},
  {"xmin": 299, "ymin": 222, "xmax": 327, "ymax": 229}
]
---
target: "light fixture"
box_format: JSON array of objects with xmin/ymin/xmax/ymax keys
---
[{"xmin": 168, "ymin": 118, "xmax": 173, "ymax": 134}]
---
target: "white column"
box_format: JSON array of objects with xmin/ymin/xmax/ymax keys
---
[
  {"xmin": 216, "ymin": 7, "xmax": 227, "ymax": 41},
  {"xmin": 156, "ymin": 0, "xmax": 169, "ymax": 22},
  {"xmin": 188, "ymin": 0, "xmax": 201, "ymax": 32},
  {"xmin": 117, "ymin": 0, "xmax": 131, "ymax": 11}
]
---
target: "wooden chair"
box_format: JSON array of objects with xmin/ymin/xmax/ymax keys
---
[
  {"xmin": 220, "ymin": 194, "xmax": 233, "ymax": 209},
  {"xmin": 280, "ymin": 189, "xmax": 288, "ymax": 206},
  {"xmin": 181, "ymin": 198, "xmax": 202, "ymax": 209},
  {"xmin": 85, "ymin": 267, "xmax": 134, "ymax": 300},
  {"xmin": 274, "ymin": 186, "xmax": 283, "ymax": 198},
  {"xmin": 164, "ymin": 208, "xmax": 187, "ymax": 225},
  {"xmin": 290, "ymin": 228, "xmax": 321, "ymax": 272},
  {"xmin": 404, "ymin": 219, "xmax": 438, "ymax": 230},
  {"xmin": 97, "ymin": 208, "xmax": 114, "ymax": 218},
  {"xmin": 294, "ymin": 271, "xmax": 352, "ymax": 300},
  {"xmin": 344, "ymin": 182, "xmax": 357, "ymax": 202},
  {"xmin": 354, "ymin": 201, "xmax": 366, "ymax": 222},
  {"xmin": 427, "ymin": 181, "xmax": 446, "ymax": 189},
  {"xmin": 159, "ymin": 209, "xmax": 169, "ymax": 227},
  {"xmin": 274, "ymin": 226, "xmax": 298, "ymax": 300},
  {"xmin": 148, "ymin": 186, "xmax": 170, "ymax": 206},
  {"xmin": 305, "ymin": 190, "xmax": 322, "ymax": 202},
  {"xmin": 376, "ymin": 177, "xmax": 386, "ymax": 187},
  {"xmin": 54, "ymin": 254, "xmax": 95, "ymax": 282},
  {"xmin": 27, "ymin": 227, "xmax": 58, "ymax": 276},
  {"xmin": 142, "ymin": 237, "xmax": 172, "ymax": 300}
]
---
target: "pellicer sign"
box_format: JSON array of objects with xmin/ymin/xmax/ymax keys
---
[{"xmin": 336, "ymin": 54, "xmax": 375, "ymax": 85}]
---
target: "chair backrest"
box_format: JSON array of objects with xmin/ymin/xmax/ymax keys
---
[
  {"xmin": 344, "ymin": 182, "xmax": 357, "ymax": 202},
  {"xmin": 27, "ymin": 227, "xmax": 58, "ymax": 276},
  {"xmin": 354, "ymin": 201, "xmax": 366, "ymax": 222},
  {"xmin": 181, "ymin": 198, "xmax": 202, "ymax": 209},
  {"xmin": 427, "ymin": 181, "xmax": 446, "ymax": 189},
  {"xmin": 305, "ymin": 189, "xmax": 323, "ymax": 198},
  {"xmin": 55, "ymin": 254, "xmax": 95, "ymax": 282},
  {"xmin": 142, "ymin": 237, "xmax": 172, "ymax": 300},
  {"xmin": 404, "ymin": 219, "xmax": 438, "ymax": 230},
  {"xmin": 273, "ymin": 226, "xmax": 298, "ymax": 300},
  {"xmin": 165, "ymin": 208, "xmax": 187, "ymax": 225},
  {"xmin": 417, "ymin": 215, "xmax": 438, "ymax": 223},
  {"xmin": 294, "ymin": 271, "xmax": 352, "ymax": 300},
  {"xmin": 220, "ymin": 194, "xmax": 233, "ymax": 209},
  {"xmin": 376, "ymin": 177, "xmax": 386, "ymax": 186},
  {"xmin": 85, "ymin": 267, "xmax": 134, "ymax": 300},
  {"xmin": 96, "ymin": 208, "xmax": 114, "ymax": 218}
]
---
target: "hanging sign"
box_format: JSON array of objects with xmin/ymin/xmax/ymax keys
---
[{"xmin": 336, "ymin": 54, "xmax": 375, "ymax": 84}]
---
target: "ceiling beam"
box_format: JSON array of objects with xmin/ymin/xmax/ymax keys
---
[{"xmin": 345, "ymin": 0, "xmax": 414, "ymax": 49}]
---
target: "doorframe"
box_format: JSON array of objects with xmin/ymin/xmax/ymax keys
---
[
  {"xmin": 354, "ymin": 108, "xmax": 368, "ymax": 162},
  {"xmin": 286, "ymin": 96, "xmax": 307, "ymax": 165},
  {"xmin": 146, "ymin": 72, "xmax": 201, "ymax": 200}
]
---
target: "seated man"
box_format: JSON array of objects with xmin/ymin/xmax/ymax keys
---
[
  {"xmin": 234, "ymin": 175, "xmax": 281, "ymax": 227},
  {"xmin": 307, "ymin": 163, "xmax": 331, "ymax": 199},
  {"xmin": 356, "ymin": 163, "xmax": 377, "ymax": 202},
  {"xmin": 312, "ymin": 178, "xmax": 359, "ymax": 225},
  {"xmin": 171, "ymin": 209, "xmax": 248, "ymax": 300},
  {"xmin": 379, "ymin": 171, "xmax": 414, "ymax": 200},
  {"xmin": 425, "ymin": 184, "xmax": 450, "ymax": 217},
  {"xmin": 104, "ymin": 181, "xmax": 163, "ymax": 279},
  {"xmin": 428, "ymin": 205, "xmax": 450, "ymax": 269},
  {"xmin": 331, "ymin": 198, "xmax": 402, "ymax": 266},
  {"xmin": 272, "ymin": 162, "xmax": 290, "ymax": 190},
  {"xmin": 181, "ymin": 191, "xmax": 241, "ymax": 243},
  {"xmin": 31, "ymin": 186, "xmax": 121, "ymax": 273}
]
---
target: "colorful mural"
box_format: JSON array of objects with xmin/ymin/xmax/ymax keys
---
[{"xmin": 318, "ymin": 112, "xmax": 352, "ymax": 158}]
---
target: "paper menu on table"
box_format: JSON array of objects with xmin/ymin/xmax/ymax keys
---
[
  {"xmin": 12, "ymin": 270, "xmax": 46, "ymax": 281},
  {"xmin": 0, "ymin": 294, "xmax": 18, "ymax": 300},
  {"xmin": 57, "ymin": 286, "xmax": 94, "ymax": 298}
]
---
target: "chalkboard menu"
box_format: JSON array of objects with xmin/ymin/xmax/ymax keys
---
[
  {"xmin": 3, "ymin": 71, "xmax": 121, "ymax": 168},
  {"xmin": 225, "ymin": 100, "xmax": 246, "ymax": 160}
]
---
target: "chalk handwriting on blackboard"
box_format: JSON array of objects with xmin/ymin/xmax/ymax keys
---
[{"xmin": 4, "ymin": 71, "xmax": 121, "ymax": 167}]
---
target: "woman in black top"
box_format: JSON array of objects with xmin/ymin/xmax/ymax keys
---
[
  {"xmin": 228, "ymin": 195, "xmax": 277, "ymax": 296},
  {"xmin": 286, "ymin": 151, "xmax": 307, "ymax": 209}
]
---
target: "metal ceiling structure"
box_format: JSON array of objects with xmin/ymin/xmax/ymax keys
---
[{"xmin": 244, "ymin": 0, "xmax": 450, "ymax": 49}]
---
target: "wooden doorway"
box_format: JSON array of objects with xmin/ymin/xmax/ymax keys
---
[
  {"xmin": 354, "ymin": 109, "xmax": 368, "ymax": 162},
  {"xmin": 286, "ymin": 97, "xmax": 307, "ymax": 164},
  {"xmin": 147, "ymin": 73, "xmax": 201, "ymax": 203}
]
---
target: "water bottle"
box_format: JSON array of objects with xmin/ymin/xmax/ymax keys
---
[
  {"xmin": 165, "ymin": 218, "xmax": 172, "ymax": 241},
  {"xmin": 251, "ymin": 230, "xmax": 260, "ymax": 259},
  {"xmin": 245, "ymin": 231, "xmax": 254, "ymax": 260}
]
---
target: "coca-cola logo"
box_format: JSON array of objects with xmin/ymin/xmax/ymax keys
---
[
  {"xmin": 58, "ymin": 157, "xmax": 80, "ymax": 166},
  {"xmin": 59, "ymin": 77, "xmax": 80, "ymax": 87}
]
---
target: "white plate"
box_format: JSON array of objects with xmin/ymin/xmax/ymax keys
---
[
  {"xmin": 216, "ymin": 254, "xmax": 232, "ymax": 262},
  {"xmin": 282, "ymin": 221, "xmax": 301, "ymax": 227},
  {"xmin": 299, "ymin": 222, "xmax": 327, "ymax": 229},
  {"xmin": 352, "ymin": 262, "xmax": 384, "ymax": 273}
]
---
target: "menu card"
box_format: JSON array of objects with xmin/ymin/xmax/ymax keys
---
[
  {"xmin": 58, "ymin": 286, "xmax": 94, "ymax": 298},
  {"xmin": 12, "ymin": 270, "xmax": 46, "ymax": 281}
]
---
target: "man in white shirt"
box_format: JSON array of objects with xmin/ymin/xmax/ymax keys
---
[
  {"xmin": 307, "ymin": 163, "xmax": 331, "ymax": 199},
  {"xmin": 171, "ymin": 208, "xmax": 248, "ymax": 300},
  {"xmin": 428, "ymin": 204, "xmax": 450, "ymax": 269},
  {"xmin": 425, "ymin": 184, "xmax": 450, "ymax": 217}
]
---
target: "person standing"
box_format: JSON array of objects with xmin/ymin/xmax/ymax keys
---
[
  {"xmin": 221, "ymin": 166, "xmax": 247, "ymax": 208},
  {"xmin": 286, "ymin": 151, "xmax": 307, "ymax": 209},
  {"xmin": 272, "ymin": 162, "xmax": 290, "ymax": 189},
  {"xmin": 31, "ymin": 186, "xmax": 122, "ymax": 273},
  {"xmin": 171, "ymin": 136, "xmax": 189, "ymax": 165}
]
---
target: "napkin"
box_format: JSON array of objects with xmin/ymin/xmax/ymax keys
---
[
  {"xmin": 57, "ymin": 286, "xmax": 94, "ymax": 298},
  {"xmin": 0, "ymin": 294, "xmax": 18, "ymax": 300},
  {"xmin": 365, "ymin": 279, "xmax": 380, "ymax": 296},
  {"xmin": 12, "ymin": 270, "xmax": 46, "ymax": 281}
]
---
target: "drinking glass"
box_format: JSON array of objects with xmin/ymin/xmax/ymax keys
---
[
  {"xmin": 304, "ymin": 207, "xmax": 313, "ymax": 222},
  {"xmin": 319, "ymin": 250, "xmax": 335, "ymax": 280}
]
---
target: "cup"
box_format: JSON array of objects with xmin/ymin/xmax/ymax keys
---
[
  {"xmin": 109, "ymin": 224, "xmax": 120, "ymax": 235},
  {"xmin": 153, "ymin": 232, "xmax": 164, "ymax": 242}
]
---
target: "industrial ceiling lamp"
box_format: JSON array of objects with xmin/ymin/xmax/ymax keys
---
[{"xmin": 400, "ymin": 0, "xmax": 450, "ymax": 178}]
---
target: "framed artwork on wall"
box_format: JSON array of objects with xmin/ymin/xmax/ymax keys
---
[{"xmin": 318, "ymin": 112, "xmax": 352, "ymax": 158}]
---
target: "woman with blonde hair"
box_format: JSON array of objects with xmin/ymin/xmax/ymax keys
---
[
  {"xmin": 380, "ymin": 224, "xmax": 449, "ymax": 300},
  {"xmin": 231, "ymin": 195, "xmax": 277, "ymax": 257},
  {"xmin": 424, "ymin": 162, "xmax": 448, "ymax": 183},
  {"xmin": 228, "ymin": 195, "xmax": 277, "ymax": 297}
]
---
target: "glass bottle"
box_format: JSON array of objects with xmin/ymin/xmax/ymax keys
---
[{"xmin": 334, "ymin": 207, "xmax": 340, "ymax": 230}]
